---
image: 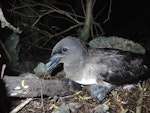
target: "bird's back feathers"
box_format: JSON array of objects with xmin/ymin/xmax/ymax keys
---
[{"xmin": 87, "ymin": 48, "xmax": 148, "ymax": 85}]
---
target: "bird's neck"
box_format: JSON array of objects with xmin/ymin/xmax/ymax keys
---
[
  {"xmin": 64, "ymin": 65, "xmax": 83, "ymax": 82},
  {"xmin": 64, "ymin": 56, "xmax": 85, "ymax": 80},
  {"xmin": 64, "ymin": 50, "xmax": 87, "ymax": 66}
]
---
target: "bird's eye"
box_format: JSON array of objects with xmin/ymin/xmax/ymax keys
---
[{"xmin": 62, "ymin": 48, "xmax": 68, "ymax": 52}]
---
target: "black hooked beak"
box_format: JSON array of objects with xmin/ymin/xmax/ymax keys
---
[{"xmin": 46, "ymin": 54, "xmax": 60, "ymax": 72}]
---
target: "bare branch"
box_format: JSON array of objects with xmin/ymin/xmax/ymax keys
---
[
  {"xmin": 136, "ymin": 81, "xmax": 146, "ymax": 113},
  {"xmin": 43, "ymin": 22, "xmax": 84, "ymax": 45},
  {"xmin": 32, "ymin": 11, "xmax": 54, "ymax": 26},
  {"xmin": 1, "ymin": 64, "xmax": 6, "ymax": 78},
  {"xmin": 81, "ymin": 0, "xmax": 86, "ymax": 16},
  {"xmin": 10, "ymin": 98, "xmax": 33, "ymax": 113},
  {"xmin": 94, "ymin": 4, "xmax": 107, "ymax": 21},
  {"xmin": 93, "ymin": 22, "xmax": 105, "ymax": 35},
  {"xmin": 103, "ymin": 0, "xmax": 112, "ymax": 23},
  {"xmin": 0, "ymin": 7, "xmax": 22, "ymax": 33},
  {"xmin": 9, "ymin": 1, "xmax": 105, "ymax": 41}
]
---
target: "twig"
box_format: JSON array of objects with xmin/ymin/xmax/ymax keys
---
[
  {"xmin": 11, "ymin": 3, "xmax": 84, "ymax": 19},
  {"xmin": 90, "ymin": 22, "xmax": 94, "ymax": 38},
  {"xmin": 103, "ymin": 0, "xmax": 112, "ymax": 23},
  {"xmin": 23, "ymin": 23, "xmax": 51, "ymax": 36},
  {"xmin": 10, "ymin": 1, "xmax": 105, "ymax": 40},
  {"xmin": 33, "ymin": 3, "xmax": 81, "ymax": 24},
  {"xmin": 10, "ymin": 3, "xmax": 83, "ymax": 26},
  {"xmin": 0, "ymin": 7, "xmax": 22, "ymax": 33},
  {"xmin": 111, "ymin": 90, "xmax": 126, "ymax": 113},
  {"xmin": 40, "ymin": 79, "xmax": 45, "ymax": 112},
  {"xmin": 81, "ymin": 0, "xmax": 86, "ymax": 16},
  {"xmin": 94, "ymin": 4, "xmax": 107, "ymax": 21},
  {"xmin": 31, "ymin": 9, "xmax": 80, "ymax": 26},
  {"xmin": 93, "ymin": 21, "xmax": 105, "ymax": 35},
  {"xmin": 43, "ymin": 22, "xmax": 84, "ymax": 45},
  {"xmin": 24, "ymin": 22, "xmax": 83, "ymax": 46},
  {"xmin": 136, "ymin": 81, "xmax": 146, "ymax": 113},
  {"xmin": 1, "ymin": 64, "xmax": 6, "ymax": 78},
  {"xmin": 10, "ymin": 98, "xmax": 33, "ymax": 113},
  {"xmin": 50, "ymin": 2, "xmax": 78, "ymax": 20},
  {"xmin": 32, "ymin": 11, "xmax": 54, "ymax": 26}
]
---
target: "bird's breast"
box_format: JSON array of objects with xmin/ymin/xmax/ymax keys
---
[{"xmin": 64, "ymin": 63, "xmax": 107, "ymax": 85}]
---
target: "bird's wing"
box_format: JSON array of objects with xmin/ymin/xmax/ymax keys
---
[{"xmin": 89, "ymin": 48, "xmax": 148, "ymax": 85}]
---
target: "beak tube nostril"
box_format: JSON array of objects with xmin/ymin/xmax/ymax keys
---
[{"xmin": 46, "ymin": 55, "xmax": 60, "ymax": 72}]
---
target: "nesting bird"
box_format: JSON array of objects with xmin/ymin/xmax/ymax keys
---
[{"xmin": 46, "ymin": 36, "xmax": 149, "ymax": 101}]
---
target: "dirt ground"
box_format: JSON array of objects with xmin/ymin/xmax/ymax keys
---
[{"xmin": 11, "ymin": 72, "xmax": 150, "ymax": 113}]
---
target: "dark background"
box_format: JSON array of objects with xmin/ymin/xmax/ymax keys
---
[{"xmin": 0, "ymin": 0, "xmax": 150, "ymax": 74}]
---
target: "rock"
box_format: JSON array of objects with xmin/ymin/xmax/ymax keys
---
[
  {"xmin": 89, "ymin": 36, "xmax": 145, "ymax": 54},
  {"xmin": 33, "ymin": 62, "xmax": 46, "ymax": 76}
]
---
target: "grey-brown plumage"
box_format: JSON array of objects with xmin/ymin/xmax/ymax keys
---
[{"xmin": 46, "ymin": 36, "xmax": 148, "ymax": 101}]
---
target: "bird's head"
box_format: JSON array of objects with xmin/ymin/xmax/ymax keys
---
[{"xmin": 46, "ymin": 36, "xmax": 87, "ymax": 72}]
